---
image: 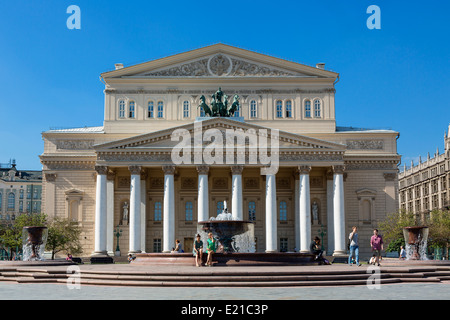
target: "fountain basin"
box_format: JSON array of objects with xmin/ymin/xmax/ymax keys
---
[
  {"xmin": 132, "ymin": 252, "xmax": 316, "ymax": 266},
  {"xmin": 198, "ymin": 220, "xmax": 255, "ymax": 253},
  {"xmin": 403, "ymin": 226, "xmax": 429, "ymax": 260},
  {"xmin": 22, "ymin": 226, "xmax": 48, "ymax": 261}
]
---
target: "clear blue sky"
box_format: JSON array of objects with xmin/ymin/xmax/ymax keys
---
[{"xmin": 0, "ymin": 0, "xmax": 449, "ymax": 170}]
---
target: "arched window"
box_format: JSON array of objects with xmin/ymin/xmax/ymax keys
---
[
  {"xmin": 157, "ymin": 101, "xmax": 164, "ymax": 118},
  {"xmin": 285, "ymin": 100, "xmax": 292, "ymax": 118},
  {"xmin": 118, "ymin": 100, "xmax": 125, "ymax": 118},
  {"xmin": 148, "ymin": 101, "xmax": 154, "ymax": 118},
  {"xmin": 154, "ymin": 202, "xmax": 162, "ymax": 221},
  {"xmin": 248, "ymin": 201, "xmax": 256, "ymax": 221},
  {"xmin": 250, "ymin": 100, "xmax": 257, "ymax": 118},
  {"xmin": 304, "ymin": 100, "xmax": 311, "ymax": 118},
  {"xmin": 217, "ymin": 201, "xmax": 224, "ymax": 216},
  {"xmin": 199, "ymin": 107, "xmax": 205, "ymax": 117},
  {"xmin": 129, "ymin": 101, "xmax": 135, "ymax": 118},
  {"xmin": 8, "ymin": 193, "xmax": 15, "ymax": 210},
  {"xmin": 183, "ymin": 101, "xmax": 190, "ymax": 118},
  {"xmin": 314, "ymin": 99, "xmax": 321, "ymax": 118},
  {"xmin": 276, "ymin": 100, "xmax": 283, "ymax": 118},
  {"xmin": 279, "ymin": 201, "xmax": 287, "ymax": 221},
  {"xmin": 185, "ymin": 201, "xmax": 193, "ymax": 221}
]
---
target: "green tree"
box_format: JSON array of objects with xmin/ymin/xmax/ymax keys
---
[
  {"xmin": 426, "ymin": 210, "xmax": 450, "ymax": 249},
  {"xmin": 46, "ymin": 217, "xmax": 83, "ymax": 260},
  {"xmin": 378, "ymin": 210, "xmax": 419, "ymax": 249}
]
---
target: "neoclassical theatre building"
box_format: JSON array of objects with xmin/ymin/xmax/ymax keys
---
[{"xmin": 40, "ymin": 44, "xmax": 400, "ymax": 258}]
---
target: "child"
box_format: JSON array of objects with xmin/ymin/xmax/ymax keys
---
[{"xmin": 399, "ymin": 246, "xmax": 406, "ymax": 260}]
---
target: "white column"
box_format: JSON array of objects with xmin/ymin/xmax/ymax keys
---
[
  {"xmin": 326, "ymin": 170, "xmax": 335, "ymax": 255},
  {"xmin": 140, "ymin": 171, "xmax": 147, "ymax": 253},
  {"xmin": 106, "ymin": 170, "xmax": 115, "ymax": 256},
  {"xmin": 299, "ymin": 166, "xmax": 311, "ymax": 253},
  {"xmin": 163, "ymin": 166, "xmax": 175, "ymax": 253},
  {"xmin": 333, "ymin": 165, "xmax": 346, "ymax": 256},
  {"xmin": 94, "ymin": 166, "xmax": 108, "ymax": 255},
  {"xmin": 262, "ymin": 167, "xmax": 277, "ymax": 252},
  {"xmin": 231, "ymin": 166, "xmax": 244, "ymax": 220},
  {"xmin": 129, "ymin": 166, "xmax": 142, "ymax": 254},
  {"xmin": 197, "ymin": 166, "xmax": 209, "ymax": 222},
  {"xmin": 294, "ymin": 177, "xmax": 300, "ymax": 252}
]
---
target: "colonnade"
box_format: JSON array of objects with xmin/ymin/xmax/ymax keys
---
[{"xmin": 92, "ymin": 164, "xmax": 346, "ymax": 256}]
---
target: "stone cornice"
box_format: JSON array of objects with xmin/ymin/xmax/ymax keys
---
[{"xmin": 104, "ymin": 88, "xmax": 336, "ymax": 95}]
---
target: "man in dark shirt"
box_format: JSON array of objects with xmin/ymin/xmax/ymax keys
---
[{"xmin": 310, "ymin": 236, "xmax": 324, "ymax": 264}]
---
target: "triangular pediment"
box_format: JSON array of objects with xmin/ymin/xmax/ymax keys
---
[
  {"xmin": 101, "ymin": 44, "xmax": 338, "ymax": 80},
  {"xmin": 94, "ymin": 118, "xmax": 345, "ymax": 151}
]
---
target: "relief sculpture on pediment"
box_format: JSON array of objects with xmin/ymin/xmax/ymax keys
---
[{"xmin": 143, "ymin": 54, "xmax": 297, "ymax": 77}]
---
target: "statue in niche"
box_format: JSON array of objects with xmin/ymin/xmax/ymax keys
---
[
  {"xmin": 121, "ymin": 201, "xmax": 129, "ymax": 225},
  {"xmin": 312, "ymin": 201, "xmax": 320, "ymax": 224}
]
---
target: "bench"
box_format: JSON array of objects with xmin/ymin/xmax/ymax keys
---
[
  {"xmin": 90, "ymin": 256, "xmax": 114, "ymax": 264},
  {"xmin": 385, "ymin": 252, "xmax": 399, "ymax": 258},
  {"xmin": 71, "ymin": 257, "xmax": 83, "ymax": 264}
]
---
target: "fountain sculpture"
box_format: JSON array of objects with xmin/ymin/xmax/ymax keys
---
[
  {"xmin": 403, "ymin": 226, "xmax": 429, "ymax": 260},
  {"xmin": 197, "ymin": 201, "xmax": 255, "ymax": 254},
  {"xmin": 22, "ymin": 226, "xmax": 48, "ymax": 261}
]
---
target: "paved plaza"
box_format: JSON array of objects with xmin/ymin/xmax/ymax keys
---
[
  {"xmin": 0, "ymin": 281, "xmax": 449, "ymax": 300},
  {"xmin": 1, "ymin": 260, "xmax": 450, "ymax": 301}
]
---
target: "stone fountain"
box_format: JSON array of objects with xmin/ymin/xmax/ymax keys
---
[
  {"xmin": 22, "ymin": 226, "xmax": 48, "ymax": 261},
  {"xmin": 403, "ymin": 226, "xmax": 429, "ymax": 260},
  {"xmin": 198, "ymin": 201, "xmax": 255, "ymax": 254}
]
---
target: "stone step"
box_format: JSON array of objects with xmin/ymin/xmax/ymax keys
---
[{"xmin": 2, "ymin": 266, "xmax": 448, "ymax": 287}]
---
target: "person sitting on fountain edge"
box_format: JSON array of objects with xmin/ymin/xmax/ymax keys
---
[
  {"xmin": 206, "ymin": 232, "xmax": 216, "ymax": 267},
  {"xmin": 193, "ymin": 234, "xmax": 204, "ymax": 267}
]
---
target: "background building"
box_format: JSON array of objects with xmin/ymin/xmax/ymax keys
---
[
  {"xmin": 0, "ymin": 160, "xmax": 42, "ymax": 225},
  {"xmin": 40, "ymin": 44, "xmax": 400, "ymax": 258},
  {"xmin": 399, "ymin": 125, "xmax": 450, "ymax": 216}
]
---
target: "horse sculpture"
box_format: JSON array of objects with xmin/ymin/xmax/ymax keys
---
[
  {"xmin": 198, "ymin": 95, "xmax": 212, "ymax": 117},
  {"xmin": 228, "ymin": 95, "xmax": 240, "ymax": 117},
  {"xmin": 198, "ymin": 89, "xmax": 240, "ymax": 118}
]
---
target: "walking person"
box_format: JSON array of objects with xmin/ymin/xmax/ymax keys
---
[
  {"xmin": 348, "ymin": 226, "xmax": 361, "ymax": 266},
  {"xmin": 193, "ymin": 234, "xmax": 204, "ymax": 267},
  {"xmin": 370, "ymin": 228, "xmax": 384, "ymax": 266},
  {"xmin": 205, "ymin": 232, "xmax": 216, "ymax": 267}
]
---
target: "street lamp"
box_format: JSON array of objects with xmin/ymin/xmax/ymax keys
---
[{"xmin": 114, "ymin": 225, "xmax": 122, "ymax": 256}]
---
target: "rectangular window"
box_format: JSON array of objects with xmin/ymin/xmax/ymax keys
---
[
  {"xmin": 279, "ymin": 201, "xmax": 287, "ymax": 221},
  {"xmin": 153, "ymin": 239, "xmax": 162, "ymax": 253},
  {"xmin": 154, "ymin": 202, "xmax": 162, "ymax": 221},
  {"xmin": 248, "ymin": 201, "xmax": 256, "ymax": 221},
  {"xmin": 280, "ymin": 238, "xmax": 288, "ymax": 252},
  {"xmin": 185, "ymin": 201, "xmax": 193, "ymax": 221}
]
